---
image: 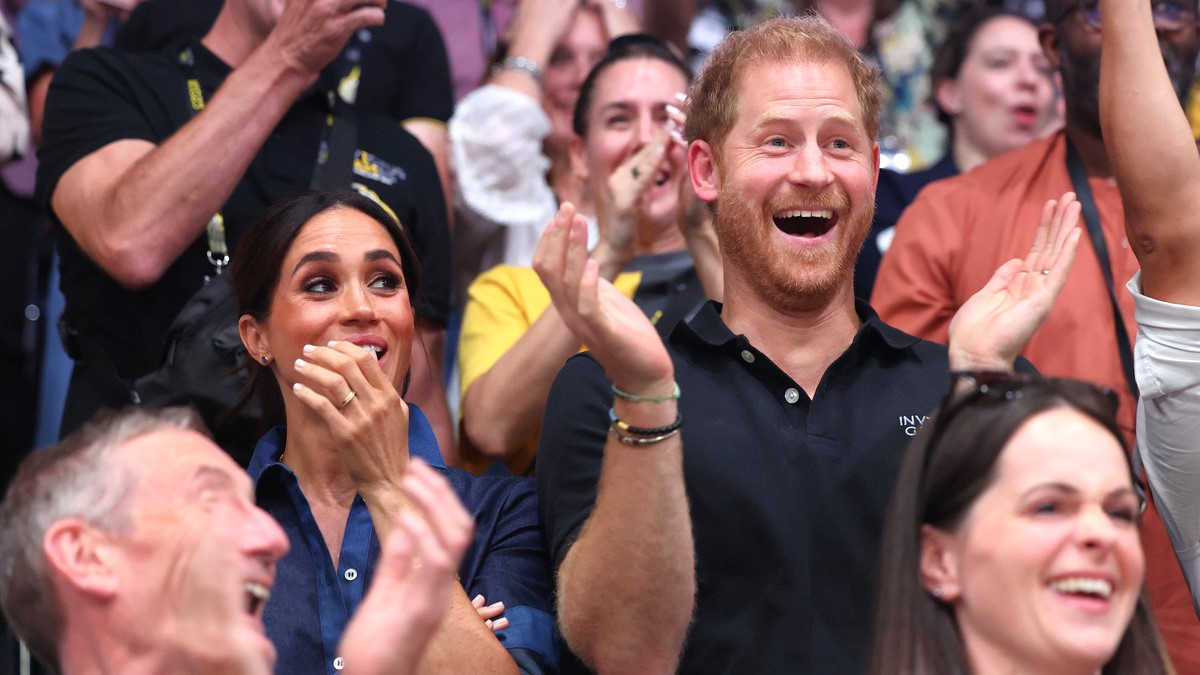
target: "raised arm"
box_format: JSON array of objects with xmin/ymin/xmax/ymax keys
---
[
  {"xmin": 1099, "ymin": 0, "xmax": 1200, "ymax": 303},
  {"xmin": 534, "ymin": 202, "xmax": 693, "ymax": 673},
  {"xmin": 47, "ymin": 0, "xmax": 383, "ymax": 290}
]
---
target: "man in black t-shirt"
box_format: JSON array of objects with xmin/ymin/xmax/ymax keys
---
[{"xmin": 37, "ymin": 0, "xmax": 458, "ymax": 459}]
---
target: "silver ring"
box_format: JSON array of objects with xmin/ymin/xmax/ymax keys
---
[
  {"xmin": 338, "ymin": 390, "xmax": 357, "ymax": 409},
  {"xmin": 1040, "ymin": 269, "xmax": 1051, "ymax": 276}
]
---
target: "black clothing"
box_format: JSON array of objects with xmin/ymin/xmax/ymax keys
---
[
  {"xmin": 114, "ymin": 0, "xmax": 454, "ymax": 127},
  {"xmin": 537, "ymin": 300, "xmax": 952, "ymax": 674},
  {"xmin": 38, "ymin": 42, "xmax": 450, "ymax": 434},
  {"xmin": 857, "ymin": 154, "xmax": 959, "ymax": 299}
]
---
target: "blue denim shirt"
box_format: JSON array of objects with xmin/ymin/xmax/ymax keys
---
[{"xmin": 248, "ymin": 405, "xmax": 558, "ymax": 675}]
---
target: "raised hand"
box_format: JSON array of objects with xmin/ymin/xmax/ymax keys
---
[
  {"xmin": 264, "ymin": 0, "xmax": 387, "ymax": 79},
  {"xmin": 505, "ymin": 0, "xmax": 580, "ymax": 66},
  {"xmin": 534, "ymin": 202, "xmax": 675, "ymax": 394},
  {"xmin": 592, "ymin": 128, "xmax": 673, "ymax": 275},
  {"xmin": 339, "ymin": 461, "xmax": 474, "ymax": 675},
  {"xmin": 948, "ymin": 192, "xmax": 1083, "ymax": 371},
  {"xmin": 290, "ymin": 340, "xmax": 410, "ymax": 493}
]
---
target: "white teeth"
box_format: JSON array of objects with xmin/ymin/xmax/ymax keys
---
[
  {"xmin": 779, "ymin": 210, "xmax": 833, "ymax": 219},
  {"xmin": 246, "ymin": 582, "xmax": 271, "ymax": 602},
  {"xmin": 1050, "ymin": 577, "xmax": 1113, "ymax": 598},
  {"xmin": 361, "ymin": 344, "xmax": 383, "ymax": 359}
]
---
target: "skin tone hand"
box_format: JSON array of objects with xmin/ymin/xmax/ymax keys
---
[
  {"xmin": 592, "ymin": 129, "xmax": 672, "ymax": 279},
  {"xmin": 666, "ymin": 94, "xmax": 723, "ymax": 300},
  {"xmin": 534, "ymin": 201, "xmax": 674, "ymax": 394},
  {"xmin": 263, "ymin": 0, "xmax": 387, "ymax": 81},
  {"xmin": 291, "ymin": 341, "xmax": 410, "ymax": 498},
  {"xmin": 339, "ymin": 460, "xmax": 475, "ymax": 675},
  {"xmin": 948, "ymin": 192, "xmax": 1083, "ymax": 371},
  {"xmin": 588, "ymin": 0, "xmax": 642, "ymax": 39},
  {"xmin": 497, "ymin": 0, "xmax": 579, "ymax": 94},
  {"xmin": 472, "ymin": 595, "xmax": 510, "ymax": 632}
]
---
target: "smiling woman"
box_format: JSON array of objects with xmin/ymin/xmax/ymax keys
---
[
  {"xmin": 869, "ymin": 373, "xmax": 1173, "ymax": 675},
  {"xmin": 229, "ymin": 190, "xmax": 557, "ymax": 675}
]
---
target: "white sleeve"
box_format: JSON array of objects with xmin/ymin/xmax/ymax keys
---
[
  {"xmin": 1129, "ymin": 272, "xmax": 1200, "ymax": 615},
  {"xmin": 0, "ymin": 13, "xmax": 29, "ymax": 164},
  {"xmin": 449, "ymin": 85, "xmax": 557, "ymax": 267}
]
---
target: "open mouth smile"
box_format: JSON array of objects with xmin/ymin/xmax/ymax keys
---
[{"xmin": 773, "ymin": 209, "xmax": 838, "ymax": 238}]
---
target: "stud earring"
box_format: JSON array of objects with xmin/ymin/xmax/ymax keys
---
[
  {"xmin": 261, "ymin": 355, "xmax": 271, "ymax": 365},
  {"xmin": 931, "ymin": 585, "xmax": 944, "ymax": 598}
]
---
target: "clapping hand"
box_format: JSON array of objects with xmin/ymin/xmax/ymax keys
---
[{"xmin": 948, "ymin": 192, "xmax": 1083, "ymax": 371}]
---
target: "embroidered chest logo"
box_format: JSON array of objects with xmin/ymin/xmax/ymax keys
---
[
  {"xmin": 899, "ymin": 413, "xmax": 930, "ymax": 437},
  {"xmin": 353, "ymin": 150, "xmax": 407, "ymax": 186}
]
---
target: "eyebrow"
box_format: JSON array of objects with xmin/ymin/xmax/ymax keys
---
[
  {"xmin": 293, "ymin": 249, "xmax": 401, "ymax": 275},
  {"xmin": 1020, "ymin": 482, "xmax": 1139, "ymax": 501},
  {"xmin": 752, "ymin": 110, "xmax": 862, "ymax": 131}
]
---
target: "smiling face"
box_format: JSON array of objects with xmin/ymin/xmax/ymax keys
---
[
  {"xmin": 928, "ymin": 407, "xmax": 1143, "ymax": 674},
  {"xmin": 691, "ymin": 58, "xmax": 879, "ymax": 310},
  {"xmin": 574, "ymin": 57, "xmax": 690, "ymax": 235},
  {"xmin": 939, "ymin": 16, "xmax": 1055, "ymax": 162},
  {"xmin": 243, "ymin": 207, "xmax": 415, "ymax": 401},
  {"xmin": 543, "ymin": 7, "xmax": 608, "ymax": 146},
  {"xmin": 111, "ymin": 429, "xmax": 288, "ymax": 671}
]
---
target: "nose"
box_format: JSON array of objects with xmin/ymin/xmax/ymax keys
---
[
  {"xmin": 1076, "ymin": 503, "xmax": 1119, "ymax": 552},
  {"xmin": 787, "ymin": 143, "xmax": 834, "ymax": 189},
  {"xmin": 1016, "ymin": 58, "xmax": 1042, "ymax": 91},
  {"xmin": 340, "ymin": 281, "xmax": 378, "ymax": 324}
]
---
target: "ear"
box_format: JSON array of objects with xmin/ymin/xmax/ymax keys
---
[
  {"xmin": 919, "ymin": 523, "xmax": 962, "ymax": 602},
  {"xmin": 934, "ymin": 78, "xmax": 962, "ymax": 118},
  {"xmin": 871, "ymin": 141, "xmax": 881, "ymax": 192},
  {"xmin": 43, "ymin": 519, "xmax": 120, "ymax": 601},
  {"xmin": 569, "ymin": 134, "xmax": 588, "ymax": 182},
  {"xmin": 689, "ymin": 139, "xmax": 720, "ymax": 203},
  {"xmin": 238, "ymin": 314, "xmax": 270, "ymax": 364},
  {"xmin": 1039, "ymin": 25, "xmax": 1063, "ymax": 71}
]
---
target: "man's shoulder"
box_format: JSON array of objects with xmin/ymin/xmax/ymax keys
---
[
  {"xmin": 913, "ymin": 134, "xmax": 1061, "ymax": 203},
  {"xmin": 58, "ymin": 43, "xmax": 177, "ymax": 79}
]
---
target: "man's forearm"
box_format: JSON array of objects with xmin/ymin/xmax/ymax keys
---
[
  {"xmin": 557, "ymin": 399, "xmax": 694, "ymax": 674},
  {"xmin": 52, "ymin": 41, "xmax": 315, "ymax": 288}
]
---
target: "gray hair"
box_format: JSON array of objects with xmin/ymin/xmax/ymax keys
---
[{"xmin": 0, "ymin": 406, "xmax": 207, "ymax": 669}]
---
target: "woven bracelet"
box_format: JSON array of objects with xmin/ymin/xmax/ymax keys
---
[
  {"xmin": 609, "ymin": 424, "xmax": 681, "ymax": 445},
  {"xmin": 608, "ymin": 408, "xmax": 683, "ymax": 436},
  {"xmin": 611, "ymin": 381, "xmax": 681, "ymax": 403}
]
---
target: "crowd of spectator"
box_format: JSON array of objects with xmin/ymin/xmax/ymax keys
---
[{"xmin": 2, "ymin": 0, "xmax": 1200, "ymax": 673}]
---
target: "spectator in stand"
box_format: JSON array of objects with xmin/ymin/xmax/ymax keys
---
[
  {"xmin": 858, "ymin": 8, "xmax": 1058, "ymax": 298},
  {"xmin": 449, "ymin": 0, "xmax": 639, "ymax": 303},
  {"xmin": 457, "ymin": 34, "xmax": 720, "ymax": 475},
  {"xmin": 1102, "ymin": 0, "xmax": 1200, "ymax": 617},
  {"xmin": 869, "ymin": 372, "xmax": 1172, "ymax": 675},
  {"xmin": 871, "ymin": 0, "xmax": 1200, "ymax": 665}
]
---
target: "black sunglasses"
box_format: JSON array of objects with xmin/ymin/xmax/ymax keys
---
[{"xmin": 922, "ymin": 371, "xmax": 1145, "ymax": 514}]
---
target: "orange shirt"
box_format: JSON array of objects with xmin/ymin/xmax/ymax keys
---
[{"xmin": 873, "ymin": 130, "xmax": 1200, "ymax": 672}]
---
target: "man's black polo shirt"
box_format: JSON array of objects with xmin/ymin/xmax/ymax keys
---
[{"xmin": 537, "ymin": 300, "xmax": 952, "ymax": 674}]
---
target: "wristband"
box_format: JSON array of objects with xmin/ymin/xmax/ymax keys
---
[
  {"xmin": 493, "ymin": 55, "xmax": 543, "ymax": 87},
  {"xmin": 611, "ymin": 381, "xmax": 681, "ymax": 403},
  {"xmin": 608, "ymin": 409, "xmax": 683, "ymax": 436},
  {"xmin": 609, "ymin": 424, "xmax": 681, "ymax": 445}
]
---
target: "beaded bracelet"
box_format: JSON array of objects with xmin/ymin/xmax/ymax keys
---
[
  {"xmin": 608, "ymin": 408, "xmax": 683, "ymax": 436},
  {"xmin": 609, "ymin": 424, "xmax": 681, "ymax": 445},
  {"xmin": 611, "ymin": 381, "xmax": 681, "ymax": 404}
]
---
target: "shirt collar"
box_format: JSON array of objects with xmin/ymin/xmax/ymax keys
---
[{"xmin": 673, "ymin": 299, "xmax": 922, "ymax": 354}]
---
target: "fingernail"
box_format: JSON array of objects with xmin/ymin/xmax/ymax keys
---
[
  {"xmin": 485, "ymin": 620, "xmax": 493, "ymax": 628},
  {"xmin": 292, "ymin": 382, "xmax": 304, "ymax": 392},
  {"xmin": 489, "ymin": 601, "xmax": 505, "ymax": 610},
  {"xmin": 665, "ymin": 103, "xmax": 680, "ymax": 116},
  {"xmin": 327, "ymin": 340, "xmax": 339, "ymax": 347},
  {"xmin": 494, "ymin": 618, "xmax": 509, "ymax": 629},
  {"xmin": 473, "ymin": 594, "xmax": 485, "ymax": 604},
  {"xmin": 303, "ymin": 344, "xmax": 315, "ymax": 354},
  {"xmin": 675, "ymin": 91, "xmax": 687, "ymax": 103},
  {"xmin": 295, "ymin": 358, "xmax": 307, "ymax": 369}
]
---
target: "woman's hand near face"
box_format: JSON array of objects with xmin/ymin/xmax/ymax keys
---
[
  {"xmin": 291, "ymin": 340, "xmax": 410, "ymax": 496},
  {"xmin": 666, "ymin": 94, "xmax": 723, "ymax": 300},
  {"xmin": 503, "ymin": 0, "xmax": 579, "ymax": 78},
  {"xmin": 592, "ymin": 129, "xmax": 672, "ymax": 278}
]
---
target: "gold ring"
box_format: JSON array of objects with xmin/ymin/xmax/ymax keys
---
[
  {"xmin": 338, "ymin": 390, "xmax": 357, "ymax": 409},
  {"xmin": 631, "ymin": 166, "xmax": 640, "ymax": 179}
]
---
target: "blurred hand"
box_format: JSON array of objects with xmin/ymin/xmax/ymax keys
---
[
  {"xmin": 593, "ymin": 128, "xmax": 672, "ymax": 271},
  {"xmin": 588, "ymin": 0, "xmax": 642, "ymax": 39},
  {"xmin": 948, "ymin": 192, "xmax": 1082, "ymax": 371},
  {"xmin": 339, "ymin": 461, "xmax": 474, "ymax": 675},
  {"xmin": 505, "ymin": 0, "xmax": 580, "ymax": 64},
  {"xmin": 265, "ymin": 0, "xmax": 387, "ymax": 78}
]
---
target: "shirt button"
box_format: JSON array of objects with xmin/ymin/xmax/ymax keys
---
[
  {"xmin": 344, "ymin": 568, "xmax": 358, "ymax": 581},
  {"xmin": 333, "ymin": 657, "xmax": 345, "ymax": 670},
  {"xmin": 740, "ymin": 349, "xmax": 755, "ymax": 363},
  {"xmin": 784, "ymin": 387, "xmax": 800, "ymax": 404}
]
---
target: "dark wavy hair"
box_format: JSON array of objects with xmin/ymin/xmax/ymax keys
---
[
  {"xmin": 572, "ymin": 33, "xmax": 693, "ymax": 138},
  {"xmin": 230, "ymin": 189, "xmax": 421, "ymax": 429},
  {"xmin": 869, "ymin": 377, "xmax": 1174, "ymax": 675}
]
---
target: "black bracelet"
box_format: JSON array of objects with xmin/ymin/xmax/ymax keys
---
[
  {"xmin": 608, "ymin": 408, "xmax": 683, "ymax": 436},
  {"xmin": 609, "ymin": 424, "xmax": 681, "ymax": 445}
]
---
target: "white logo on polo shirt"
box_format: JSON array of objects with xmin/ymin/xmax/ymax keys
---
[{"xmin": 899, "ymin": 413, "xmax": 930, "ymax": 437}]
